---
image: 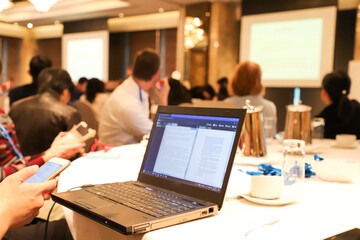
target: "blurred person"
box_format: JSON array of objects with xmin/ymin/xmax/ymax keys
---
[
  {"xmin": 317, "ymin": 71, "xmax": 360, "ymax": 139},
  {"xmin": 202, "ymin": 84, "xmax": 216, "ymax": 100},
  {"xmin": 217, "ymin": 77, "xmax": 229, "ymax": 101},
  {"xmin": 99, "ymin": 48, "xmax": 170, "ymax": 146},
  {"xmin": 0, "ymin": 166, "xmax": 57, "ymax": 239},
  {"xmin": 8, "ymin": 55, "xmax": 52, "ymax": 106},
  {"xmin": 73, "ymin": 77, "xmax": 88, "ymax": 100},
  {"xmin": 168, "ymin": 77, "xmax": 192, "ymax": 105},
  {"xmin": 79, "ymin": 78, "xmax": 109, "ymax": 122},
  {"xmin": 225, "ymin": 61, "xmax": 277, "ymax": 134},
  {"xmin": 190, "ymin": 84, "xmax": 216, "ymax": 100},
  {"xmin": 190, "ymin": 86, "xmax": 204, "ymax": 99},
  {"xmin": 9, "ymin": 68, "xmax": 81, "ymax": 156}
]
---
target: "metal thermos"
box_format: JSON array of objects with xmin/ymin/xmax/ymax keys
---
[
  {"xmin": 284, "ymin": 103, "xmax": 312, "ymax": 144},
  {"xmin": 241, "ymin": 100, "xmax": 267, "ymax": 157}
]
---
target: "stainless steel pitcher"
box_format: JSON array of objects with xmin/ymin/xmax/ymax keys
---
[
  {"xmin": 284, "ymin": 103, "xmax": 312, "ymax": 144},
  {"xmin": 241, "ymin": 101, "xmax": 267, "ymax": 157}
]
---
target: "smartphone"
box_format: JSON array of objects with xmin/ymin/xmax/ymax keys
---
[{"xmin": 23, "ymin": 158, "xmax": 70, "ymax": 183}]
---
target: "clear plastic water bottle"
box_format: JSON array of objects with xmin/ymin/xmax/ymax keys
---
[{"xmin": 282, "ymin": 139, "xmax": 305, "ymax": 186}]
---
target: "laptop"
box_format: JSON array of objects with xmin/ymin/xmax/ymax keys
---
[{"xmin": 52, "ymin": 106, "xmax": 246, "ymax": 235}]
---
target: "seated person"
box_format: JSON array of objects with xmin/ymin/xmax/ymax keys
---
[
  {"xmin": 79, "ymin": 78, "xmax": 109, "ymax": 122},
  {"xmin": 0, "ymin": 166, "xmax": 57, "ymax": 239},
  {"xmin": 8, "ymin": 55, "xmax": 52, "ymax": 106},
  {"xmin": 190, "ymin": 84, "xmax": 216, "ymax": 100},
  {"xmin": 99, "ymin": 48, "xmax": 170, "ymax": 146},
  {"xmin": 224, "ymin": 61, "xmax": 277, "ymax": 134},
  {"xmin": 9, "ymin": 68, "xmax": 81, "ymax": 156},
  {"xmin": 317, "ymin": 71, "xmax": 360, "ymax": 139},
  {"xmin": 217, "ymin": 77, "xmax": 229, "ymax": 101},
  {"xmin": 168, "ymin": 77, "xmax": 192, "ymax": 105},
  {"xmin": 0, "ymin": 113, "xmax": 84, "ymax": 182},
  {"xmin": 73, "ymin": 77, "xmax": 88, "ymax": 100}
]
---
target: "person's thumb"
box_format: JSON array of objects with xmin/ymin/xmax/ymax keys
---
[
  {"xmin": 38, "ymin": 179, "xmax": 57, "ymax": 194},
  {"xmin": 16, "ymin": 165, "xmax": 39, "ymax": 183}
]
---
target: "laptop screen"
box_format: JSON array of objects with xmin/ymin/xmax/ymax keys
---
[{"xmin": 142, "ymin": 112, "xmax": 240, "ymax": 192}]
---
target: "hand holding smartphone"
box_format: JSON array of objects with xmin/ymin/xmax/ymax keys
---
[{"xmin": 23, "ymin": 158, "xmax": 70, "ymax": 183}]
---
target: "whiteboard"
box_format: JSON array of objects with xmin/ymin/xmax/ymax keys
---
[{"xmin": 62, "ymin": 30, "xmax": 109, "ymax": 82}]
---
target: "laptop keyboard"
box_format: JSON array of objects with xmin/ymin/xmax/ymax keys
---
[{"xmin": 84, "ymin": 183, "xmax": 199, "ymax": 217}]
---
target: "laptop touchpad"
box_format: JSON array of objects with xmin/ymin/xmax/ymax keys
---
[{"xmin": 76, "ymin": 197, "xmax": 113, "ymax": 209}]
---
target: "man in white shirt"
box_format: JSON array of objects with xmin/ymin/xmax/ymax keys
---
[{"xmin": 99, "ymin": 48, "xmax": 170, "ymax": 146}]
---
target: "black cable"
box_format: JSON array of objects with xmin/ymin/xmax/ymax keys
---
[
  {"xmin": 43, "ymin": 184, "xmax": 96, "ymax": 240},
  {"xmin": 44, "ymin": 202, "xmax": 56, "ymax": 240}
]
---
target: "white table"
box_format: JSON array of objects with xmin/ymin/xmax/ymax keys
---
[{"xmin": 57, "ymin": 140, "xmax": 360, "ymax": 240}]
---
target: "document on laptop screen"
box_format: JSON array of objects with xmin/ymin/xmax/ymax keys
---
[
  {"xmin": 154, "ymin": 125, "xmax": 197, "ymax": 179},
  {"xmin": 145, "ymin": 113, "xmax": 238, "ymax": 192}
]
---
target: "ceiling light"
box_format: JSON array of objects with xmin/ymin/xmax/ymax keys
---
[
  {"xmin": 0, "ymin": 0, "xmax": 12, "ymax": 12},
  {"xmin": 158, "ymin": 8, "xmax": 164, "ymax": 13},
  {"xmin": 119, "ymin": 13, "xmax": 124, "ymax": 18},
  {"xmin": 27, "ymin": 23, "xmax": 33, "ymax": 29},
  {"xmin": 29, "ymin": 0, "xmax": 59, "ymax": 12},
  {"xmin": 184, "ymin": 17, "xmax": 206, "ymax": 49},
  {"xmin": 54, "ymin": 20, "xmax": 60, "ymax": 25}
]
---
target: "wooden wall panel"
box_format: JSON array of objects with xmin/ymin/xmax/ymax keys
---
[
  {"xmin": 109, "ymin": 32, "xmax": 126, "ymax": 80},
  {"xmin": 165, "ymin": 28, "xmax": 177, "ymax": 77},
  {"xmin": 36, "ymin": 38, "xmax": 61, "ymax": 69},
  {"xmin": 129, "ymin": 30, "xmax": 156, "ymax": 67},
  {"xmin": 242, "ymin": 0, "xmax": 337, "ymax": 15},
  {"xmin": 6, "ymin": 37, "xmax": 22, "ymax": 86}
]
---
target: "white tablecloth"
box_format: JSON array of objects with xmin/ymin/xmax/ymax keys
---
[{"xmin": 57, "ymin": 140, "xmax": 360, "ymax": 240}]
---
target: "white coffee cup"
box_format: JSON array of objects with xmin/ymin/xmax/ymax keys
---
[
  {"xmin": 335, "ymin": 134, "xmax": 356, "ymax": 147},
  {"xmin": 250, "ymin": 175, "xmax": 283, "ymax": 199}
]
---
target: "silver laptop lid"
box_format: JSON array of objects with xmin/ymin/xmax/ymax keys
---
[{"xmin": 138, "ymin": 106, "xmax": 245, "ymax": 209}]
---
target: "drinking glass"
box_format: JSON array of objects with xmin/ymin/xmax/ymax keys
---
[
  {"xmin": 282, "ymin": 139, "xmax": 305, "ymax": 187},
  {"xmin": 263, "ymin": 117, "xmax": 275, "ymax": 138},
  {"xmin": 312, "ymin": 117, "xmax": 325, "ymax": 139}
]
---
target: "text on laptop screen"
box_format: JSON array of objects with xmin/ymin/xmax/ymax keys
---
[{"xmin": 142, "ymin": 113, "xmax": 239, "ymax": 192}]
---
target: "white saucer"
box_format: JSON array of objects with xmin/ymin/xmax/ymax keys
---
[
  {"xmin": 239, "ymin": 190, "xmax": 301, "ymax": 206},
  {"xmin": 330, "ymin": 142, "xmax": 357, "ymax": 149},
  {"xmin": 234, "ymin": 154, "xmax": 282, "ymax": 166}
]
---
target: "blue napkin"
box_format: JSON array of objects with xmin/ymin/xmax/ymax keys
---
[{"xmin": 239, "ymin": 163, "xmax": 315, "ymax": 178}]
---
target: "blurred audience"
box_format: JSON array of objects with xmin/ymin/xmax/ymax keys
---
[
  {"xmin": 0, "ymin": 58, "xmax": 83, "ymax": 181},
  {"xmin": 225, "ymin": 61, "xmax": 277, "ymax": 134},
  {"xmin": 8, "ymin": 55, "xmax": 52, "ymax": 106},
  {"xmin": 217, "ymin": 77, "xmax": 229, "ymax": 100},
  {"xmin": 9, "ymin": 68, "xmax": 81, "ymax": 156},
  {"xmin": 99, "ymin": 48, "xmax": 169, "ymax": 146},
  {"xmin": 73, "ymin": 77, "xmax": 88, "ymax": 100},
  {"xmin": 317, "ymin": 71, "xmax": 360, "ymax": 139},
  {"xmin": 79, "ymin": 78, "xmax": 109, "ymax": 122}
]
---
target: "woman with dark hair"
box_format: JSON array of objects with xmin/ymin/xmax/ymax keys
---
[
  {"xmin": 80, "ymin": 78, "xmax": 109, "ymax": 121},
  {"xmin": 317, "ymin": 71, "xmax": 360, "ymax": 139}
]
